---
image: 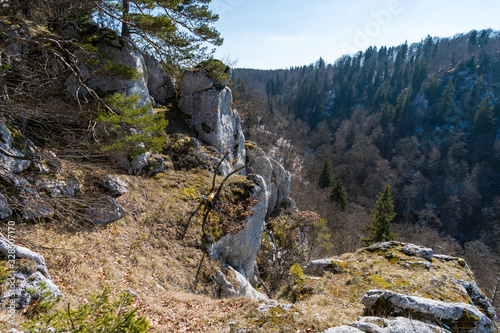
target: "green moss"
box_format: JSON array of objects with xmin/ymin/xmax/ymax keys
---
[{"xmin": 198, "ymin": 59, "xmax": 229, "ymax": 87}]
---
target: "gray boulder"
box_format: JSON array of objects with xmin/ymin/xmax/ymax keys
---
[
  {"xmin": 350, "ymin": 316, "xmax": 451, "ymax": 333},
  {"xmin": 453, "ymin": 279, "xmax": 498, "ymax": 322},
  {"xmin": 209, "ymin": 174, "xmax": 268, "ymax": 284},
  {"xmin": 35, "ymin": 178, "xmax": 82, "ymax": 197},
  {"xmin": 399, "ymin": 243, "xmax": 433, "ymax": 261},
  {"xmin": 216, "ymin": 268, "xmax": 268, "ymax": 301},
  {"xmin": 0, "ymin": 236, "xmax": 62, "ymax": 310},
  {"xmin": 21, "ymin": 191, "xmax": 55, "ymax": 220},
  {"xmin": 303, "ymin": 259, "xmax": 345, "ymax": 276},
  {"xmin": 0, "ymin": 121, "xmax": 34, "ymax": 174},
  {"xmin": 130, "ymin": 152, "xmax": 151, "ymax": 174},
  {"xmin": 179, "ymin": 69, "xmax": 214, "ymax": 95},
  {"xmin": 86, "ymin": 197, "xmax": 126, "ymax": 224},
  {"xmin": 4, "ymin": 271, "xmax": 62, "ymax": 310},
  {"xmin": 361, "ymin": 289, "xmax": 495, "ymax": 332},
  {"xmin": 101, "ymin": 175, "xmax": 128, "ymax": 196}
]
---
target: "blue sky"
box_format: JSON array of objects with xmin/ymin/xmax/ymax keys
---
[{"xmin": 208, "ymin": 0, "xmax": 500, "ymax": 69}]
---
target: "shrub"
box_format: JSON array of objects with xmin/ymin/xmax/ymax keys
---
[
  {"xmin": 21, "ymin": 287, "xmax": 149, "ymax": 332},
  {"xmin": 96, "ymin": 93, "xmax": 167, "ymax": 159}
]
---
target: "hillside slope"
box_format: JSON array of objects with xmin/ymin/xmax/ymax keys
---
[{"xmin": 0, "ymin": 18, "xmax": 498, "ymax": 333}]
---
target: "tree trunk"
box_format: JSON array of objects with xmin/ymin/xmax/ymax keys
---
[{"xmin": 121, "ymin": 0, "xmax": 130, "ymax": 39}]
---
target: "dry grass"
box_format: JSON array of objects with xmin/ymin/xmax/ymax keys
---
[
  {"xmin": 0, "ymin": 160, "xmax": 259, "ymax": 332},
  {"xmin": 0, "ymin": 104, "xmax": 496, "ymax": 331}
]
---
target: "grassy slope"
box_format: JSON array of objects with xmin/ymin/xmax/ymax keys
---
[
  {"xmin": 0, "ymin": 101, "xmax": 496, "ymax": 332},
  {"xmin": 2, "ymin": 158, "xmax": 492, "ymax": 332}
]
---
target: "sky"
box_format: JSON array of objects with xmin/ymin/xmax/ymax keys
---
[{"xmin": 208, "ymin": 0, "xmax": 500, "ymax": 69}]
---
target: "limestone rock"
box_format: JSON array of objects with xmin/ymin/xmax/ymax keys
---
[
  {"xmin": 22, "ymin": 198, "xmax": 54, "ymax": 220},
  {"xmin": 0, "ymin": 236, "xmax": 52, "ymax": 278},
  {"xmin": 179, "ymin": 69, "xmax": 214, "ymax": 95},
  {"xmin": 130, "ymin": 152, "xmax": 151, "ymax": 174},
  {"xmin": 35, "ymin": 178, "xmax": 82, "ymax": 197},
  {"xmin": 65, "ymin": 30, "xmax": 151, "ymax": 107},
  {"xmin": 257, "ymin": 300, "xmax": 296, "ymax": 314},
  {"xmin": 453, "ymin": 279, "xmax": 498, "ymax": 322},
  {"xmin": 0, "ymin": 121, "xmax": 34, "ymax": 174},
  {"xmin": 350, "ymin": 316, "xmax": 452, "ymax": 333},
  {"xmin": 101, "ymin": 175, "xmax": 128, "ymax": 196},
  {"xmin": 0, "ymin": 193, "xmax": 12, "ymax": 219},
  {"xmin": 246, "ymin": 153, "xmax": 293, "ymax": 217},
  {"xmin": 0, "ymin": 236, "xmax": 62, "ymax": 310},
  {"xmin": 215, "ymin": 271, "xmax": 237, "ymax": 298},
  {"xmin": 178, "ymin": 69, "xmax": 246, "ymax": 171},
  {"xmin": 209, "ymin": 174, "xmax": 268, "ymax": 284},
  {"xmin": 216, "ymin": 268, "xmax": 268, "ymax": 301},
  {"xmin": 303, "ymin": 259, "xmax": 345, "ymax": 276},
  {"xmin": 399, "ymin": 243, "xmax": 433, "ymax": 261},
  {"xmin": 4, "ymin": 271, "xmax": 62, "ymax": 310},
  {"xmin": 361, "ymin": 289, "xmax": 495, "ymax": 332},
  {"xmin": 86, "ymin": 197, "xmax": 126, "ymax": 224},
  {"xmin": 323, "ymin": 326, "xmax": 364, "ymax": 333},
  {"xmin": 143, "ymin": 53, "xmax": 176, "ymax": 104}
]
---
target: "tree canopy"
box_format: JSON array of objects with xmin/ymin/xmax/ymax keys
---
[{"xmin": 1, "ymin": 0, "xmax": 223, "ymax": 68}]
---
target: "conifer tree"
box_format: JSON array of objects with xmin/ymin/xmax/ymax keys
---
[
  {"xmin": 439, "ymin": 79, "xmax": 455, "ymax": 124},
  {"xmin": 318, "ymin": 160, "xmax": 333, "ymax": 189},
  {"xmin": 474, "ymin": 97, "xmax": 495, "ymax": 135},
  {"xmin": 330, "ymin": 179, "xmax": 348, "ymax": 211},
  {"xmin": 92, "ymin": 0, "xmax": 223, "ymax": 66},
  {"xmin": 362, "ymin": 184, "xmax": 396, "ymax": 246}
]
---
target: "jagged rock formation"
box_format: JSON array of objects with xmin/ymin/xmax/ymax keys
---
[
  {"xmin": 216, "ymin": 268, "xmax": 268, "ymax": 301},
  {"xmin": 176, "ymin": 65, "xmax": 295, "ymax": 287},
  {"xmin": 64, "ymin": 23, "xmax": 175, "ymax": 107},
  {"xmin": 210, "ymin": 174, "xmax": 269, "ymax": 285},
  {"xmin": 245, "ymin": 142, "xmax": 294, "ymax": 217},
  {"xmin": 177, "ymin": 63, "xmax": 246, "ymax": 173},
  {"xmin": 0, "ymin": 237, "xmax": 62, "ymax": 309}
]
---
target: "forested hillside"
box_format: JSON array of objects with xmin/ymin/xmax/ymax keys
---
[{"xmin": 231, "ymin": 30, "xmax": 500, "ymax": 299}]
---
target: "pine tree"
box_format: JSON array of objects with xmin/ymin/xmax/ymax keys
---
[
  {"xmin": 318, "ymin": 160, "xmax": 333, "ymax": 189},
  {"xmin": 474, "ymin": 97, "xmax": 495, "ymax": 135},
  {"xmin": 93, "ymin": 0, "xmax": 223, "ymax": 67},
  {"xmin": 439, "ymin": 79, "xmax": 455, "ymax": 124},
  {"xmin": 330, "ymin": 179, "xmax": 348, "ymax": 211},
  {"xmin": 362, "ymin": 184, "xmax": 396, "ymax": 246}
]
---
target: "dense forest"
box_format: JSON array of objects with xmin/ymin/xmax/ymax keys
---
[{"xmin": 231, "ymin": 30, "xmax": 500, "ymax": 295}]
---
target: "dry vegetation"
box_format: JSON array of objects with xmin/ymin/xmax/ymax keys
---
[{"xmin": 1, "ymin": 156, "xmax": 492, "ymax": 332}]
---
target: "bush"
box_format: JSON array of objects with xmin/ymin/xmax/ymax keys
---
[
  {"xmin": 21, "ymin": 288, "xmax": 149, "ymax": 332},
  {"xmin": 96, "ymin": 93, "xmax": 167, "ymax": 159}
]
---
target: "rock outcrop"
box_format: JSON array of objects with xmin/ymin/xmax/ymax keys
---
[
  {"xmin": 178, "ymin": 64, "xmax": 295, "ymax": 286},
  {"xmin": 361, "ymin": 289, "xmax": 495, "ymax": 332},
  {"xmin": 246, "ymin": 143, "xmax": 293, "ymax": 217},
  {"xmin": 324, "ymin": 316, "xmax": 453, "ymax": 333},
  {"xmin": 215, "ymin": 268, "xmax": 268, "ymax": 301},
  {"xmin": 0, "ymin": 236, "xmax": 62, "ymax": 309},
  {"xmin": 0, "ymin": 121, "xmax": 73, "ymax": 221},
  {"xmin": 178, "ymin": 63, "xmax": 246, "ymax": 173},
  {"xmin": 64, "ymin": 23, "xmax": 175, "ymax": 107},
  {"xmin": 209, "ymin": 174, "xmax": 268, "ymax": 284}
]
